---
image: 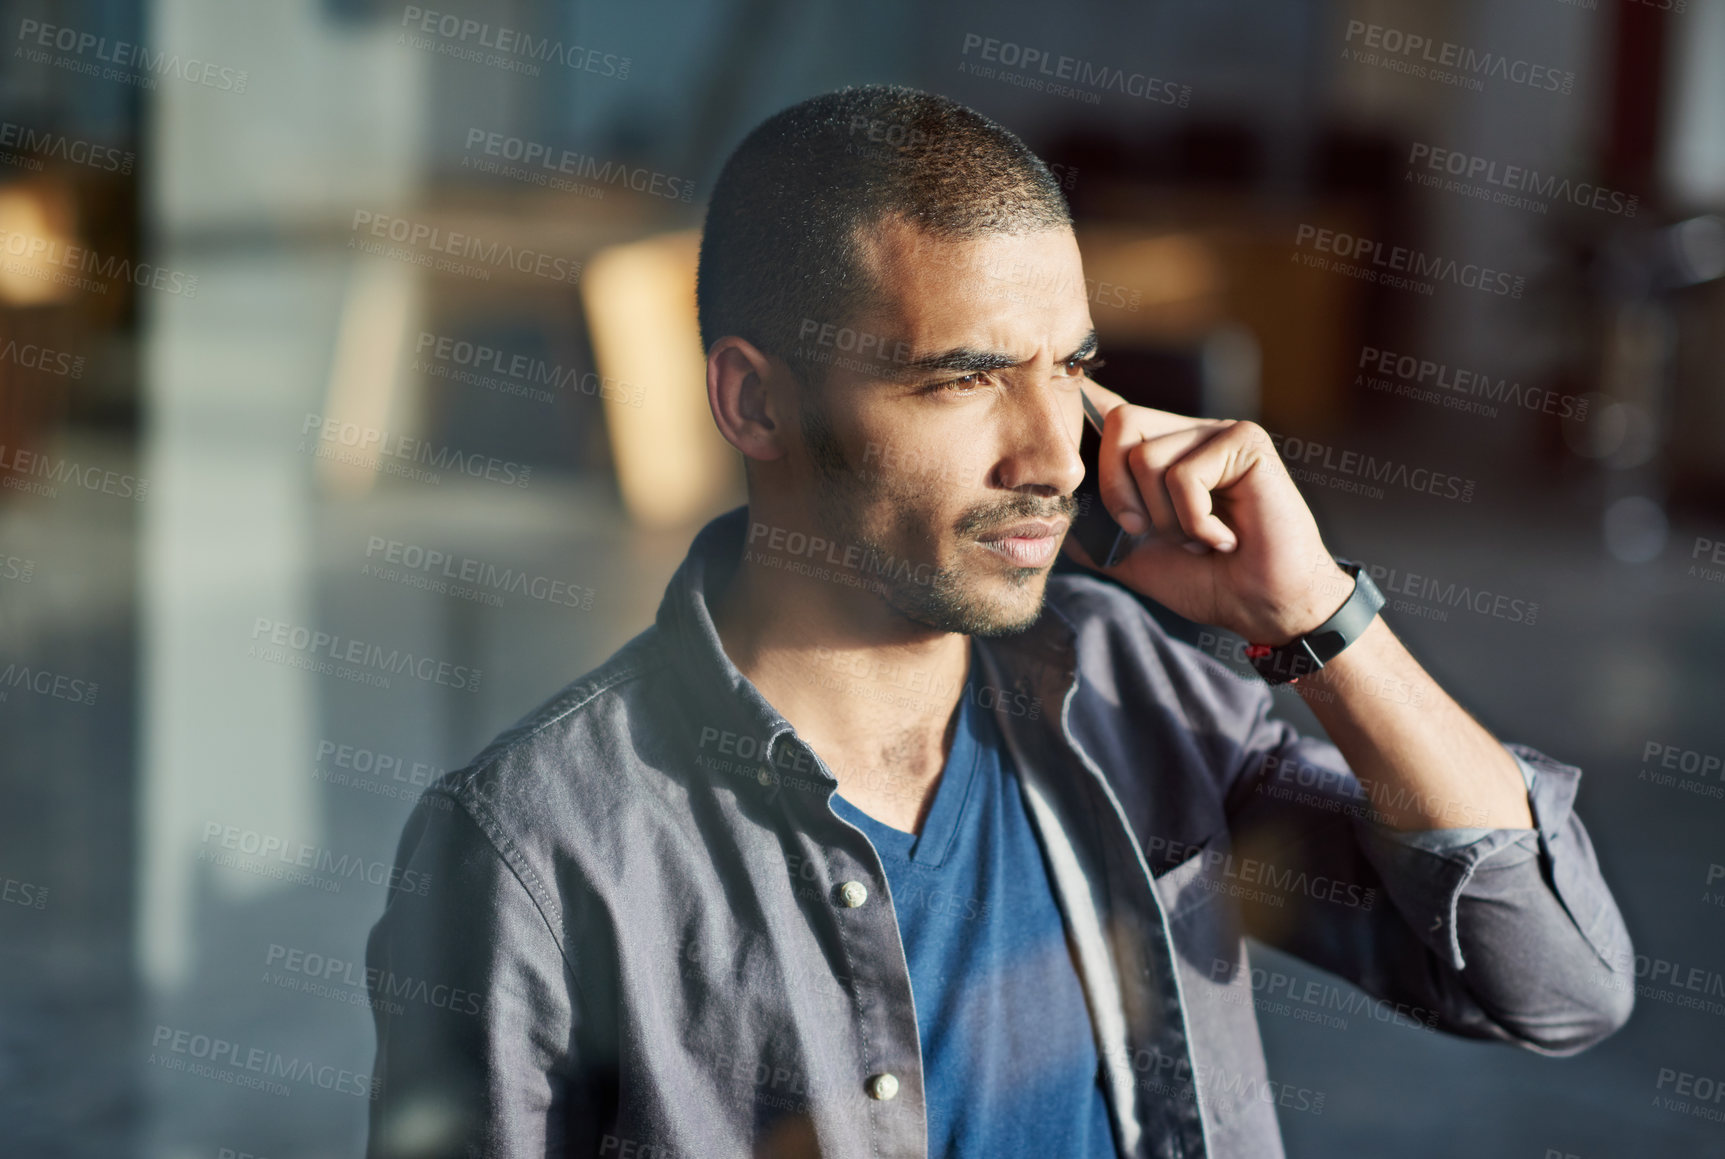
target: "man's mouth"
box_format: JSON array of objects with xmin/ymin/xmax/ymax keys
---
[{"xmin": 975, "ymin": 519, "xmax": 1070, "ymax": 568}]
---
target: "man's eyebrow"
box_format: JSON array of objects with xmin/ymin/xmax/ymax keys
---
[
  {"xmin": 1060, "ymin": 330, "xmax": 1100, "ymax": 362},
  {"xmin": 899, "ymin": 346, "xmax": 1022, "ymax": 375},
  {"xmin": 900, "ymin": 329, "xmax": 1100, "ymax": 375}
]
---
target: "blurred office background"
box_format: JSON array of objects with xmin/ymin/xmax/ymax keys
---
[{"xmin": 0, "ymin": 0, "xmax": 1722, "ymax": 1155}]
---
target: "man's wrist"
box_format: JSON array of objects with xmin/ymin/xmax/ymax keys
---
[
  {"xmin": 1247, "ymin": 560, "xmax": 1384, "ymax": 685},
  {"xmin": 1264, "ymin": 559, "xmax": 1354, "ymax": 645}
]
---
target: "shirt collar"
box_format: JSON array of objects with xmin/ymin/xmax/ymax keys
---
[
  {"xmin": 655, "ymin": 506, "xmax": 801, "ymax": 779},
  {"xmin": 655, "ymin": 505, "xmax": 1083, "ymax": 788}
]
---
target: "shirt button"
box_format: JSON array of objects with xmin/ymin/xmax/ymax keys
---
[
  {"xmin": 838, "ymin": 881, "xmax": 869, "ymax": 908},
  {"xmin": 866, "ymin": 1072, "xmax": 899, "ymax": 1101}
]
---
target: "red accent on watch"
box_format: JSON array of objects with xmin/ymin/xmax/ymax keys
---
[{"xmin": 1244, "ymin": 643, "xmax": 1301, "ymax": 683}]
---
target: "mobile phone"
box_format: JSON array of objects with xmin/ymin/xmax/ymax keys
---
[{"xmin": 1069, "ymin": 387, "xmax": 1134, "ymax": 569}]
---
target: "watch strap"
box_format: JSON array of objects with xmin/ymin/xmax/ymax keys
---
[{"xmin": 1246, "ymin": 560, "xmax": 1385, "ymax": 684}]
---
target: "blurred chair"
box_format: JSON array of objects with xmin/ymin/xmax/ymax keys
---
[{"xmin": 580, "ymin": 230, "xmax": 743, "ymax": 528}]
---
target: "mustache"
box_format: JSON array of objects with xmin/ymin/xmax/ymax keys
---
[{"xmin": 954, "ymin": 493, "xmax": 1077, "ymax": 539}]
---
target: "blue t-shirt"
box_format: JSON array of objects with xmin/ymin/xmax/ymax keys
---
[{"xmin": 831, "ymin": 665, "xmax": 1118, "ymax": 1158}]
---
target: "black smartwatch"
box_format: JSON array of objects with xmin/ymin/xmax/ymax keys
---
[{"xmin": 1245, "ymin": 559, "xmax": 1385, "ymax": 685}]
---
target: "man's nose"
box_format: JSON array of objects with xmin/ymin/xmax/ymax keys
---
[{"xmin": 993, "ymin": 375, "xmax": 1084, "ymax": 497}]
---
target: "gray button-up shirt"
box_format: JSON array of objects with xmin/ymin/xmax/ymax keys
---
[{"xmin": 365, "ymin": 506, "xmax": 1634, "ymax": 1158}]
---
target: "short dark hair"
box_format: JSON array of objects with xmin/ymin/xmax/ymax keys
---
[{"xmin": 695, "ymin": 85, "xmax": 1072, "ymax": 385}]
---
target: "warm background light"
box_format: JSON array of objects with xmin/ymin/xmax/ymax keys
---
[
  {"xmin": 0, "ymin": 182, "xmax": 79, "ymax": 307},
  {"xmin": 581, "ymin": 230, "xmax": 743, "ymax": 528}
]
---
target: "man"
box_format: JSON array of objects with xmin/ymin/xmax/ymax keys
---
[{"xmin": 365, "ymin": 85, "xmax": 1633, "ymax": 1158}]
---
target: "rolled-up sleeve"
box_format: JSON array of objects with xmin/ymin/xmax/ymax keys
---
[
  {"xmin": 1352, "ymin": 744, "xmax": 1636, "ymax": 1053},
  {"xmin": 1210, "ymin": 669, "xmax": 1637, "ymax": 1057}
]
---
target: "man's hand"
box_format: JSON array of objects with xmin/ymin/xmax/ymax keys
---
[
  {"xmin": 1064, "ymin": 381, "xmax": 1349, "ymax": 645},
  {"xmin": 1064, "ymin": 383, "xmax": 1533, "ymax": 831}
]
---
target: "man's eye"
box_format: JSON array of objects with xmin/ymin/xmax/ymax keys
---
[
  {"xmin": 1062, "ymin": 355, "xmax": 1106, "ymax": 377},
  {"xmin": 936, "ymin": 373, "xmax": 983, "ymax": 392}
]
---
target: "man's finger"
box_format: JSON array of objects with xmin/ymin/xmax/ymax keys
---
[
  {"xmin": 1123, "ymin": 439, "xmax": 1179, "ymax": 541},
  {"xmin": 1112, "ymin": 423, "xmax": 1232, "ymax": 544},
  {"xmin": 1163, "ymin": 427, "xmax": 1243, "ymax": 551},
  {"xmin": 1098, "ymin": 400, "xmax": 1151, "ymax": 534}
]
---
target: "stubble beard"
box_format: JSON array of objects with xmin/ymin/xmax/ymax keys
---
[{"xmin": 798, "ymin": 394, "xmax": 1071, "ymax": 638}]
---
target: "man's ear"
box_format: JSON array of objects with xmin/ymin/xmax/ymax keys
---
[{"xmin": 708, "ymin": 337, "xmax": 791, "ymax": 463}]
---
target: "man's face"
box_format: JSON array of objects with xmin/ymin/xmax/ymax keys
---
[{"xmin": 787, "ymin": 217, "xmax": 1094, "ymax": 637}]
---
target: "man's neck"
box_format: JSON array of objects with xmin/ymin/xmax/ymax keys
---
[{"xmin": 711, "ymin": 538, "xmax": 970, "ymax": 835}]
